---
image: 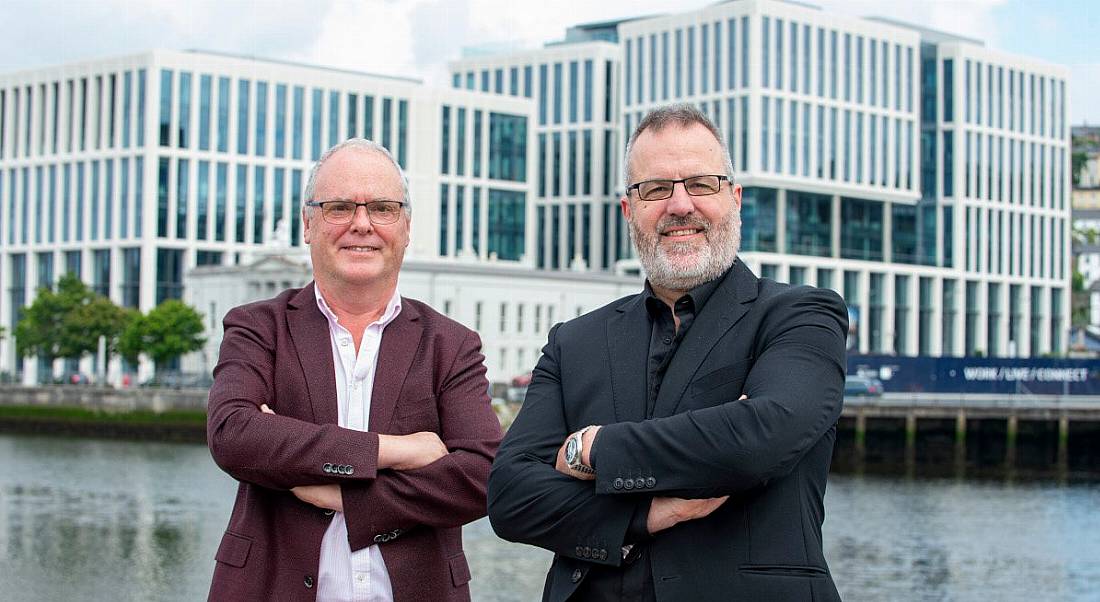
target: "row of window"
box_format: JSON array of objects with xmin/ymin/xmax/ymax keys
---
[
  {"xmin": 0, "ymin": 70, "xmax": 148, "ymax": 160},
  {"xmin": 453, "ymin": 59, "xmax": 615, "ymax": 127},
  {"xmin": 761, "ymin": 18, "xmax": 915, "ymax": 112},
  {"xmin": 835, "ymin": 271, "xmax": 1064, "ymax": 357},
  {"xmin": 156, "ymin": 69, "xmax": 409, "ymax": 167},
  {"xmin": 964, "ymin": 206, "xmax": 1066, "ymax": 281},
  {"xmin": 625, "ymin": 17, "xmax": 752, "ymax": 105},
  {"xmin": 156, "ymin": 158, "xmax": 305, "ymax": 247},
  {"xmin": 2, "ymin": 159, "xmax": 145, "ymax": 247},
  {"xmin": 945, "ymin": 58, "xmax": 1066, "ymax": 140},
  {"xmin": 438, "ymin": 184, "xmax": 526, "ymax": 261},
  {"xmin": 761, "ymin": 97, "xmax": 917, "ymax": 189},
  {"xmin": 535, "ymin": 128, "xmax": 614, "ymax": 198},
  {"xmin": 534, "ymin": 201, "xmax": 632, "ymax": 271},
  {"xmin": 954, "ymin": 132, "xmax": 1066, "ymax": 210},
  {"xmin": 439, "ymin": 106, "xmax": 528, "ymax": 182}
]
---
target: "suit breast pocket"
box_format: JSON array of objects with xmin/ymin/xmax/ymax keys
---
[
  {"xmin": 392, "ymin": 395, "xmax": 440, "ymax": 433},
  {"xmin": 690, "ymin": 358, "xmax": 752, "ymax": 406}
]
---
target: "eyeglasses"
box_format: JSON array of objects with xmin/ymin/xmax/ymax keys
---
[
  {"xmin": 627, "ymin": 175, "xmax": 731, "ymax": 202},
  {"xmin": 305, "ymin": 200, "xmax": 406, "ymax": 225}
]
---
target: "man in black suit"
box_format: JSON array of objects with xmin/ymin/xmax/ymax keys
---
[{"xmin": 488, "ymin": 103, "xmax": 847, "ymax": 601}]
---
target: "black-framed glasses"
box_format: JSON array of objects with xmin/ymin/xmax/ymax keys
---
[
  {"xmin": 627, "ymin": 174, "xmax": 731, "ymax": 201},
  {"xmin": 305, "ymin": 200, "xmax": 406, "ymax": 225}
]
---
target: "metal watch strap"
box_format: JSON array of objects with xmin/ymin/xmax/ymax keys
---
[{"xmin": 570, "ymin": 425, "xmax": 598, "ymax": 473}]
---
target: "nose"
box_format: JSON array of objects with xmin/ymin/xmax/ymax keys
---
[
  {"xmin": 664, "ymin": 182, "xmax": 696, "ymax": 216},
  {"xmin": 348, "ymin": 204, "xmax": 374, "ymax": 231}
]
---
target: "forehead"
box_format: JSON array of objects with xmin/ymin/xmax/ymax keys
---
[
  {"xmin": 312, "ymin": 148, "xmax": 404, "ymax": 199},
  {"xmin": 629, "ymin": 122, "xmax": 725, "ymax": 180}
]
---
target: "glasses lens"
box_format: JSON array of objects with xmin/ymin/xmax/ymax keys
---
[
  {"xmin": 323, "ymin": 201, "xmax": 355, "ymax": 223},
  {"xmin": 369, "ymin": 201, "xmax": 402, "ymax": 224},
  {"xmin": 685, "ymin": 175, "xmax": 722, "ymax": 196},
  {"xmin": 637, "ymin": 180, "xmax": 674, "ymax": 201}
]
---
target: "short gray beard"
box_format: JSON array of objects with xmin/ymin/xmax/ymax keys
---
[{"xmin": 628, "ymin": 205, "xmax": 741, "ymax": 292}]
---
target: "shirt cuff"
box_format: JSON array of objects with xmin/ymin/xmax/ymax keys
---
[{"xmin": 588, "ymin": 426, "xmax": 604, "ymax": 470}]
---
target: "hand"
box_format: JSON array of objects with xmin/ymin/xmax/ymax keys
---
[
  {"xmin": 292, "ymin": 484, "xmax": 344, "ymax": 512},
  {"xmin": 378, "ymin": 432, "xmax": 448, "ymax": 470},
  {"xmin": 554, "ymin": 426, "xmax": 600, "ymax": 481},
  {"xmin": 646, "ymin": 496, "xmax": 729, "ymax": 534}
]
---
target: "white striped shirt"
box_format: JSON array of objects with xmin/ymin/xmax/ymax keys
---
[{"xmin": 314, "ymin": 287, "xmax": 402, "ymax": 602}]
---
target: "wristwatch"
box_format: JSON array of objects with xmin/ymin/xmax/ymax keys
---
[{"xmin": 565, "ymin": 425, "xmax": 598, "ymax": 474}]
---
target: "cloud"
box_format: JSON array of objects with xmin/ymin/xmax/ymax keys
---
[
  {"xmin": 299, "ymin": 0, "xmax": 423, "ymax": 79},
  {"xmin": 1069, "ymin": 63, "xmax": 1100, "ymax": 125}
]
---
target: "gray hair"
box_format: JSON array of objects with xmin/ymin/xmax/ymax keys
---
[
  {"xmin": 303, "ymin": 138, "xmax": 411, "ymax": 216},
  {"xmin": 623, "ymin": 103, "xmax": 735, "ymax": 189}
]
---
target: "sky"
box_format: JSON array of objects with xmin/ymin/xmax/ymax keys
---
[{"xmin": 1, "ymin": 0, "xmax": 1096, "ymax": 124}]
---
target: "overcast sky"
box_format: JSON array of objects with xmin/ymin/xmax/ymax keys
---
[{"xmin": 2, "ymin": 0, "xmax": 1096, "ymax": 124}]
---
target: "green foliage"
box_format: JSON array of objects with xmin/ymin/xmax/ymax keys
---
[
  {"xmin": 1072, "ymin": 151, "xmax": 1088, "ymax": 187},
  {"xmin": 119, "ymin": 300, "xmax": 206, "ymax": 371},
  {"xmin": 14, "ymin": 274, "xmax": 129, "ymax": 361}
]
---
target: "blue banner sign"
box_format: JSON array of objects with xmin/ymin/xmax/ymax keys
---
[{"xmin": 847, "ymin": 356, "xmax": 1100, "ymax": 395}]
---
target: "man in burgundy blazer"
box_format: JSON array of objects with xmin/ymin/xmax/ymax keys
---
[{"xmin": 207, "ymin": 139, "xmax": 501, "ymax": 601}]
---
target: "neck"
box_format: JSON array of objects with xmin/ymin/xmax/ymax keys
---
[
  {"xmin": 649, "ymin": 282, "xmax": 687, "ymax": 312},
  {"xmin": 316, "ymin": 279, "xmax": 395, "ymax": 324}
]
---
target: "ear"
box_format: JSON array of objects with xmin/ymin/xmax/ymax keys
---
[
  {"xmin": 302, "ymin": 207, "xmax": 313, "ymax": 244},
  {"xmin": 620, "ymin": 195, "xmax": 632, "ymax": 221},
  {"xmin": 731, "ymin": 183, "xmax": 743, "ymax": 212}
]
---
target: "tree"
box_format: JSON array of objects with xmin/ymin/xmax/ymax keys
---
[
  {"xmin": 14, "ymin": 274, "xmax": 129, "ymax": 365},
  {"xmin": 1072, "ymin": 150, "xmax": 1088, "ymax": 187},
  {"xmin": 119, "ymin": 300, "xmax": 206, "ymax": 373}
]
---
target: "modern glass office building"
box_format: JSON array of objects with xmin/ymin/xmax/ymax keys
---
[
  {"xmin": 450, "ymin": 21, "xmax": 627, "ymax": 271},
  {"xmin": 454, "ymin": 0, "xmax": 1071, "ymax": 358},
  {"xmin": 0, "ymin": 49, "xmax": 534, "ymax": 381}
]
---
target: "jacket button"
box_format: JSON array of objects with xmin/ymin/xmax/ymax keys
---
[
  {"xmin": 571, "ymin": 568, "xmax": 583, "ymax": 583},
  {"xmin": 613, "ymin": 478, "xmax": 624, "ymax": 490},
  {"xmin": 347, "ymin": 465, "xmax": 354, "ymax": 475},
  {"xmin": 575, "ymin": 546, "xmax": 583, "ymax": 556},
  {"xmin": 323, "ymin": 509, "xmax": 335, "ymax": 516},
  {"xmin": 598, "ymin": 549, "xmax": 608, "ymax": 561},
  {"xmin": 624, "ymin": 478, "xmax": 634, "ymax": 490},
  {"xmin": 322, "ymin": 463, "xmax": 333, "ymax": 473},
  {"xmin": 374, "ymin": 534, "xmax": 384, "ymax": 544},
  {"xmin": 304, "ymin": 576, "xmax": 314, "ymax": 588},
  {"xmin": 646, "ymin": 477, "xmax": 656, "ymax": 488}
]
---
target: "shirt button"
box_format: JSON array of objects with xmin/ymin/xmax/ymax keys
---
[
  {"xmin": 340, "ymin": 339, "xmax": 349, "ymax": 346},
  {"xmin": 663, "ymin": 337, "xmax": 672, "ymax": 344},
  {"xmin": 356, "ymin": 574, "xmax": 365, "ymax": 583}
]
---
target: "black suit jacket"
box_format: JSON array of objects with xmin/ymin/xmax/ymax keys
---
[{"xmin": 488, "ymin": 261, "xmax": 847, "ymax": 601}]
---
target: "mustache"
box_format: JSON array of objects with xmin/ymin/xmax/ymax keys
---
[{"xmin": 655, "ymin": 214, "xmax": 711, "ymax": 233}]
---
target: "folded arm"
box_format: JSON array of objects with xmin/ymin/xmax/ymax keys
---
[{"xmin": 591, "ymin": 288, "xmax": 848, "ymax": 498}]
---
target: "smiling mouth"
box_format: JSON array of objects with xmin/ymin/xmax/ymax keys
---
[
  {"xmin": 661, "ymin": 228, "xmax": 704, "ymax": 238},
  {"xmin": 341, "ymin": 245, "xmax": 381, "ymax": 252}
]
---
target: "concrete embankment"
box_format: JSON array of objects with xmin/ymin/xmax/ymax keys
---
[{"xmin": 0, "ymin": 385, "xmax": 207, "ymax": 443}]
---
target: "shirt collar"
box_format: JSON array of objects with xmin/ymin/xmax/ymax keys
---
[
  {"xmin": 314, "ymin": 284, "xmax": 403, "ymax": 330},
  {"xmin": 643, "ymin": 262, "xmax": 732, "ymax": 318}
]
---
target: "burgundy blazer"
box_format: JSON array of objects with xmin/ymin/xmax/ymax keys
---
[{"xmin": 207, "ymin": 283, "xmax": 502, "ymax": 601}]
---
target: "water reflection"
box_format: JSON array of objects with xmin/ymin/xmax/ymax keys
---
[{"xmin": 1, "ymin": 434, "xmax": 1098, "ymax": 601}]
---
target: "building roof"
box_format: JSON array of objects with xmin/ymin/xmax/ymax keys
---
[{"xmin": 183, "ymin": 49, "xmax": 423, "ymax": 84}]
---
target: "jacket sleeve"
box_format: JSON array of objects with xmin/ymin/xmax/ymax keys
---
[
  {"xmin": 487, "ymin": 324, "xmax": 645, "ymax": 567},
  {"xmin": 340, "ymin": 330, "xmax": 503, "ymax": 552},
  {"xmin": 207, "ymin": 305, "xmax": 381, "ymax": 489},
  {"xmin": 591, "ymin": 288, "xmax": 848, "ymax": 498}
]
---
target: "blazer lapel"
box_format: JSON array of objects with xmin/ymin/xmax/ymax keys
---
[
  {"xmin": 606, "ymin": 294, "xmax": 650, "ymax": 423},
  {"xmin": 286, "ymin": 283, "xmax": 339, "ymax": 425},
  {"xmin": 651, "ymin": 261, "xmax": 759, "ymax": 418},
  {"xmin": 369, "ymin": 300, "xmax": 423, "ymax": 432}
]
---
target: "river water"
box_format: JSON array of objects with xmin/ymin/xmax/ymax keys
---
[{"xmin": 1, "ymin": 434, "xmax": 1097, "ymax": 601}]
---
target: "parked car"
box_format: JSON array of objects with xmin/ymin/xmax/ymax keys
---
[
  {"xmin": 844, "ymin": 375, "xmax": 884, "ymax": 397},
  {"xmin": 140, "ymin": 371, "xmax": 214, "ymax": 389}
]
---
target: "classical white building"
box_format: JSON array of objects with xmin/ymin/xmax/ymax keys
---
[
  {"xmin": 0, "ymin": 49, "xmax": 535, "ymax": 382},
  {"xmin": 454, "ymin": 0, "xmax": 1071, "ymax": 359},
  {"xmin": 186, "ymin": 250, "xmax": 639, "ymax": 383}
]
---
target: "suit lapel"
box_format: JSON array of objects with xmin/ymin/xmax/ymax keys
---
[
  {"xmin": 606, "ymin": 294, "xmax": 650, "ymax": 423},
  {"xmin": 286, "ymin": 283, "xmax": 339, "ymax": 425},
  {"xmin": 651, "ymin": 261, "xmax": 759, "ymax": 418},
  {"xmin": 369, "ymin": 300, "xmax": 423, "ymax": 432}
]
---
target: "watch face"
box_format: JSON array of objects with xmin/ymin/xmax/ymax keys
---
[{"xmin": 565, "ymin": 437, "xmax": 579, "ymax": 465}]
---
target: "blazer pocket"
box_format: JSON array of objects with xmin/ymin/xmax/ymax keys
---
[
  {"xmin": 393, "ymin": 395, "xmax": 441, "ymax": 433},
  {"xmin": 739, "ymin": 564, "xmax": 828, "ymax": 578},
  {"xmin": 691, "ymin": 359, "xmax": 752, "ymax": 403},
  {"xmin": 448, "ymin": 552, "xmax": 471, "ymax": 587},
  {"xmin": 215, "ymin": 531, "xmax": 252, "ymax": 568}
]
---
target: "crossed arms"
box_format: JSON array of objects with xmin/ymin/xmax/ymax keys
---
[
  {"xmin": 207, "ymin": 305, "xmax": 501, "ymax": 551},
  {"xmin": 487, "ymin": 288, "xmax": 847, "ymax": 565}
]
